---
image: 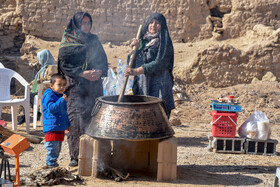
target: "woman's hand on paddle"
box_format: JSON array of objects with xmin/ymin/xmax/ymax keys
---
[
  {"xmin": 125, "ymin": 68, "xmax": 135, "ymax": 76},
  {"xmin": 130, "ymin": 38, "xmax": 140, "ymax": 49},
  {"xmin": 125, "ymin": 67, "xmax": 144, "ymax": 76}
]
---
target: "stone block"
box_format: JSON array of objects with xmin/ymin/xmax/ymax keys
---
[
  {"xmin": 208, "ymin": 135, "xmax": 246, "ymax": 154},
  {"xmin": 157, "ymin": 136, "xmax": 177, "ymax": 181},
  {"xmin": 78, "ymin": 134, "xmax": 94, "ymax": 176},
  {"xmin": 245, "ymin": 139, "xmax": 278, "ymax": 155}
]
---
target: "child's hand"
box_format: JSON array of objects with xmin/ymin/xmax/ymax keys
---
[
  {"xmin": 65, "ymin": 127, "xmax": 70, "ymax": 134},
  {"xmin": 63, "ymin": 94, "xmax": 68, "ymax": 101}
]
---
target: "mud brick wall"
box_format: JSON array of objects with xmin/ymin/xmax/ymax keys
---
[
  {"xmin": 18, "ymin": 0, "xmax": 212, "ymax": 42},
  {"xmin": 0, "ymin": 0, "xmax": 279, "ymax": 49}
]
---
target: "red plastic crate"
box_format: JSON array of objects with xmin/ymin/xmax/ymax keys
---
[{"xmin": 210, "ymin": 111, "xmax": 238, "ymax": 138}]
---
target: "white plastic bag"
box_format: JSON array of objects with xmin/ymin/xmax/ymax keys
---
[
  {"xmin": 102, "ymin": 68, "xmax": 117, "ymax": 96},
  {"xmin": 257, "ymin": 121, "xmax": 271, "ymax": 140},
  {"xmin": 115, "ymin": 59, "xmax": 134, "ymax": 95},
  {"xmin": 238, "ymin": 111, "xmax": 271, "ymax": 140},
  {"xmin": 102, "ymin": 59, "xmax": 134, "ymax": 96}
]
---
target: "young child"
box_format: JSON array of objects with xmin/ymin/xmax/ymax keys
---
[{"xmin": 42, "ymin": 73, "xmax": 70, "ymax": 167}]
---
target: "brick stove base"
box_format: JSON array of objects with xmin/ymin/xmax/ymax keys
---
[{"xmin": 78, "ymin": 134, "xmax": 177, "ymax": 181}]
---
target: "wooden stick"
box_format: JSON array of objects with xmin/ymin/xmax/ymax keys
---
[
  {"xmin": 0, "ymin": 125, "xmax": 43, "ymax": 144},
  {"xmin": 117, "ymin": 25, "xmax": 142, "ymax": 102}
]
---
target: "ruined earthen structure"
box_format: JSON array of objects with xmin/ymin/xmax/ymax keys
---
[
  {"xmin": 182, "ymin": 25, "xmax": 280, "ymax": 87},
  {"xmin": 0, "ymin": 0, "xmax": 279, "ymax": 87},
  {"xmin": 1, "ymin": 0, "xmax": 279, "ymax": 50}
]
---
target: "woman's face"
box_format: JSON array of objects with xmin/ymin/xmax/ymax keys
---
[
  {"xmin": 80, "ymin": 16, "xmax": 91, "ymax": 34},
  {"xmin": 148, "ymin": 19, "xmax": 161, "ymax": 34}
]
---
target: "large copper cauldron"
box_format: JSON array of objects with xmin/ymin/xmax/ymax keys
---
[{"xmin": 86, "ymin": 95, "xmax": 175, "ymax": 140}]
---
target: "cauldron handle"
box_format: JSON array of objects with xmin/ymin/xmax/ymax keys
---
[{"xmin": 91, "ymin": 99, "xmax": 102, "ymax": 117}]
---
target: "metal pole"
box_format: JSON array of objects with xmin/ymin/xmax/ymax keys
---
[{"xmin": 14, "ymin": 155, "xmax": 20, "ymax": 186}]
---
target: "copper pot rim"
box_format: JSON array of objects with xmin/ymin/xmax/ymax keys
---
[
  {"xmin": 97, "ymin": 95, "xmax": 164, "ymax": 106},
  {"xmin": 87, "ymin": 134, "xmax": 174, "ymax": 141}
]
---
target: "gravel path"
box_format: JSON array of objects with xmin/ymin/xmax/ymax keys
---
[
  {"xmin": 2, "ymin": 81, "xmax": 280, "ymax": 186},
  {"xmin": 1, "ymin": 124, "xmax": 71, "ymax": 184},
  {"xmin": 4, "ymin": 121, "xmax": 279, "ymax": 187}
]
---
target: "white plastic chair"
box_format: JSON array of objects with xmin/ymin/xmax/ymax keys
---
[
  {"xmin": 33, "ymin": 80, "xmax": 50, "ymax": 128},
  {"xmin": 0, "ymin": 68, "xmax": 30, "ymax": 133}
]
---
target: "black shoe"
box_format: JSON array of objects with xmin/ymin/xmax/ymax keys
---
[
  {"xmin": 69, "ymin": 159, "xmax": 78, "ymax": 167},
  {"xmin": 37, "ymin": 112, "xmax": 42, "ymax": 121},
  {"xmin": 17, "ymin": 115, "xmax": 25, "ymax": 125}
]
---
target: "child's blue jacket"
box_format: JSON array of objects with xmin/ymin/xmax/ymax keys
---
[{"xmin": 42, "ymin": 88, "xmax": 71, "ymax": 133}]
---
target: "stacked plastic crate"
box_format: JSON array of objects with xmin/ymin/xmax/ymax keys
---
[
  {"xmin": 208, "ymin": 96, "xmax": 245, "ymax": 153},
  {"xmin": 210, "ymin": 96, "xmax": 242, "ymax": 138},
  {"xmin": 208, "ymin": 96, "xmax": 278, "ymax": 155}
]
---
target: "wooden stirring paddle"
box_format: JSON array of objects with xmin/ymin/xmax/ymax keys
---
[{"xmin": 118, "ymin": 25, "xmax": 142, "ymax": 102}]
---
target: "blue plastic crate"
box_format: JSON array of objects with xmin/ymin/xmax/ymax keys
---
[{"xmin": 210, "ymin": 101, "xmax": 242, "ymax": 112}]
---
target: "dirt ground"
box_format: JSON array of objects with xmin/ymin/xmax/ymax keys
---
[{"xmin": 1, "ymin": 36, "xmax": 280, "ymax": 186}]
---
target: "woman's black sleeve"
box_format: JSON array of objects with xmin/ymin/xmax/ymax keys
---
[
  {"xmin": 87, "ymin": 35, "xmax": 108, "ymax": 77},
  {"xmin": 58, "ymin": 45, "xmax": 87, "ymax": 80}
]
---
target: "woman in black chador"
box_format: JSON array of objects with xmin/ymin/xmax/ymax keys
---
[
  {"xmin": 125, "ymin": 13, "xmax": 175, "ymax": 118},
  {"xmin": 58, "ymin": 12, "xmax": 108, "ymax": 167}
]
